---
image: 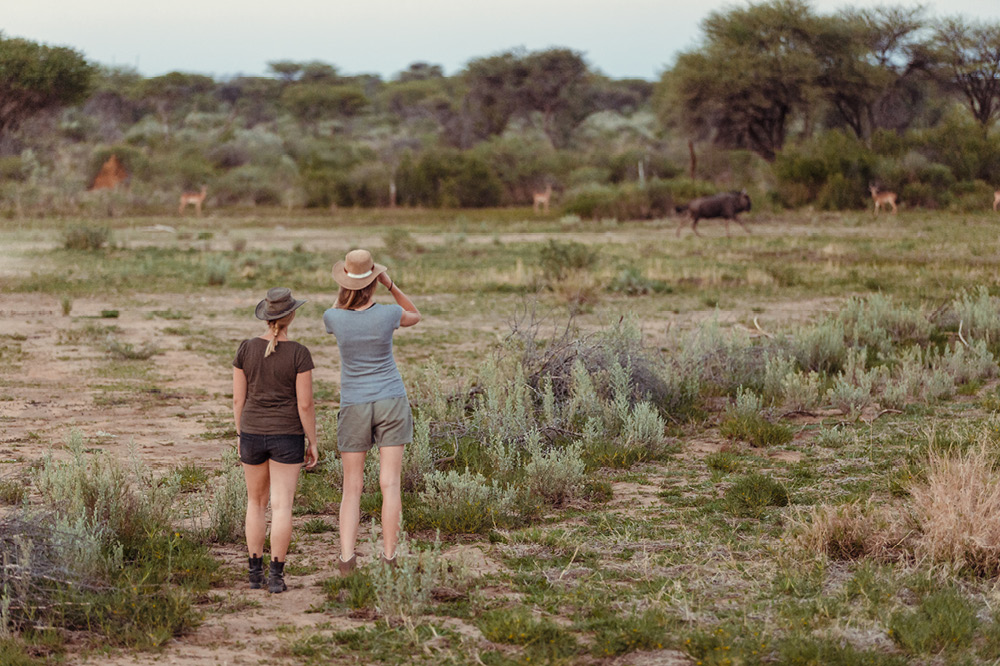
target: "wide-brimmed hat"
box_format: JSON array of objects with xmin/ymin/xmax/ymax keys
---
[
  {"xmin": 255, "ymin": 287, "xmax": 306, "ymax": 321},
  {"xmin": 332, "ymin": 249, "xmax": 387, "ymax": 290}
]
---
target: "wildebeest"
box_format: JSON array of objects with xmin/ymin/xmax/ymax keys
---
[{"xmin": 675, "ymin": 190, "xmax": 752, "ymax": 237}]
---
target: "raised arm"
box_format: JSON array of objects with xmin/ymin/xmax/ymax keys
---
[
  {"xmin": 378, "ymin": 272, "xmax": 421, "ymax": 327},
  {"xmin": 296, "ymin": 369, "xmax": 319, "ymax": 469}
]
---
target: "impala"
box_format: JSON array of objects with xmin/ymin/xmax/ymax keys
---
[
  {"xmin": 179, "ymin": 186, "xmax": 208, "ymax": 216},
  {"xmin": 869, "ymin": 185, "xmax": 898, "ymax": 216},
  {"xmin": 533, "ymin": 184, "xmax": 552, "ymax": 214}
]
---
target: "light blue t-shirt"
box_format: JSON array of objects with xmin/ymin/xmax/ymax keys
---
[{"xmin": 323, "ymin": 303, "xmax": 407, "ymax": 406}]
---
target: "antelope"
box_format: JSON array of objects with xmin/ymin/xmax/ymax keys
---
[
  {"xmin": 179, "ymin": 186, "xmax": 208, "ymax": 216},
  {"xmin": 993, "ymin": 189, "xmax": 999, "ymax": 212},
  {"xmin": 869, "ymin": 185, "xmax": 898, "ymax": 216},
  {"xmin": 533, "ymin": 184, "xmax": 552, "ymax": 214}
]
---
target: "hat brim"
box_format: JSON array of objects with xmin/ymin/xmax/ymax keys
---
[
  {"xmin": 254, "ymin": 298, "xmax": 307, "ymax": 321},
  {"xmin": 332, "ymin": 260, "xmax": 387, "ymax": 290}
]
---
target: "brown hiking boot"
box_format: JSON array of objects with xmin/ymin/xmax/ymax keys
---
[
  {"xmin": 339, "ymin": 553, "xmax": 357, "ymax": 576},
  {"xmin": 379, "ymin": 553, "xmax": 398, "ymax": 569}
]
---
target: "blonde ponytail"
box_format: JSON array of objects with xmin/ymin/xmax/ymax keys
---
[
  {"xmin": 265, "ymin": 320, "xmax": 282, "ymax": 357},
  {"xmin": 264, "ymin": 310, "xmax": 296, "ymax": 357}
]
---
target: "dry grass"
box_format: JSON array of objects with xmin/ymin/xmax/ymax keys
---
[
  {"xmin": 911, "ymin": 443, "xmax": 1000, "ymax": 575},
  {"xmin": 793, "ymin": 501, "xmax": 914, "ymax": 562}
]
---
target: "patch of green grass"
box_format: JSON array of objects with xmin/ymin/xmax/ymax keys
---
[
  {"xmin": 171, "ymin": 463, "xmax": 209, "ymax": 492},
  {"xmin": 104, "ymin": 338, "xmax": 159, "ymax": 360},
  {"xmin": 302, "ymin": 518, "xmax": 335, "ymax": 534},
  {"xmin": 777, "ymin": 634, "xmax": 909, "ymax": 665},
  {"xmin": 320, "ymin": 570, "xmax": 375, "ymax": 609},
  {"xmin": 719, "ymin": 412, "xmax": 794, "ymax": 446},
  {"xmin": 889, "ymin": 587, "xmax": 979, "ymax": 655},
  {"xmin": 706, "ymin": 450, "xmax": 740, "ymax": 474},
  {"xmin": 583, "ymin": 608, "xmax": 676, "ymax": 657},
  {"xmin": 724, "ymin": 473, "xmax": 790, "ymax": 517},
  {"xmin": 478, "ymin": 607, "xmax": 580, "ymax": 660}
]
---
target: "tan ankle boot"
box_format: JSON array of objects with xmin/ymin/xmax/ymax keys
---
[{"xmin": 339, "ymin": 553, "xmax": 357, "ymax": 576}]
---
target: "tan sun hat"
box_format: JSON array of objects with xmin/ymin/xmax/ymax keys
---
[
  {"xmin": 332, "ymin": 249, "xmax": 387, "ymax": 290},
  {"xmin": 255, "ymin": 287, "xmax": 307, "ymax": 321}
]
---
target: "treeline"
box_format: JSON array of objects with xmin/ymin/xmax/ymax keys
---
[{"xmin": 1, "ymin": 0, "xmax": 999, "ymax": 217}]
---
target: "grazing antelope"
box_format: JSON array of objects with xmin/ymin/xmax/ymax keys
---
[
  {"xmin": 179, "ymin": 186, "xmax": 208, "ymax": 216},
  {"xmin": 869, "ymin": 185, "xmax": 898, "ymax": 216},
  {"xmin": 994, "ymin": 189, "xmax": 999, "ymax": 212},
  {"xmin": 533, "ymin": 184, "xmax": 552, "ymax": 214}
]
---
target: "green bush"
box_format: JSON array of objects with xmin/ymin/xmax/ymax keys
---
[
  {"xmin": 539, "ymin": 239, "xmax": 599, "ymax": 281},
  {"xmin": 63, "ymin": 225, "xmax": 111, "ymax": 250},
  {"xmin": 724, "ymin": 473, "xmax": 790, "ymax": 517}
]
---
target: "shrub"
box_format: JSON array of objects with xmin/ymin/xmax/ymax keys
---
[
  {"xmin": 523, "ymin": 435, "xmax": 586, "ymax": 506},
  {"xmin": 724, "ymin": 473, "xmax": 790, "ymax": 517},
  {"xmin": 606, "ymin": 267, "xmax": 670, "ymax": 295},
  {"xmin": 367, "ymin": 531, "xmax": 451, "ymax": 621},
  {"xmin": 0, "ymin": 479, "xmax": 26, "ymax": 505},
  {"xmin": 719, "ymin": 389, "xmax": 793, "ymax": 447},
  {"xmin": 792, "ymin": 501, "xmax": 912, "ymax": 561},
  {"xmin": 63, "ymin": 225, "xmax": 111, "ymax": 250},
  {"xmin": 792, "ymin": 318, "xmax": 846, "ymax": 373},
  {"xmin": 910, "ymin": 444, "xmax": 1000, "ymax": 575},
  {"xmin": 205, "ymin": 449, "xmax": 247, "ymax": 543},
  {"xmin": 33, "ymin": 432, "xmax": 176, "ymax": 553},
  {"xmin": 539, "ymin": 239, "xmax": 599, "ymax": 282},
  {"xmin": 413, "ymin": 469, "xmax": 522, "ymax": 533}
]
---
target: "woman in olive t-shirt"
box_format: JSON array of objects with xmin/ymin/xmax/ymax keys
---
[{"xmin": 233, "ymin": 287, "xmax": 319, "ymax": 593}]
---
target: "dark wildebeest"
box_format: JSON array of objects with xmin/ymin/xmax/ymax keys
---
[{"xmin": 675, "ymin": 190, "xmax": 752, "ymax": 237}]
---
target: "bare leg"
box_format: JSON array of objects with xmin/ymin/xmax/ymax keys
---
[
  {"xmin": 339, "ymin": 451, "xmax": 366, "ymax": 560},
  {"xmin": 243, "ymin": 462, "xmax": 270, "ymax": 557},
  {"xmin": 267, "ymin": 460, "xmax": 302, "ymax": 561},
  {"xmin": 378, "ymin": 446, "xmax": 405, "ymax": 558}
]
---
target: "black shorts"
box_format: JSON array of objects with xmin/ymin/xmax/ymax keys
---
[{"xmin": 239, "ymin": 433, "xmax": 306, "ymax": 465}]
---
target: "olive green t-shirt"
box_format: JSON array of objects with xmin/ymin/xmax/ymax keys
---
[{"xmin": 233, "ymin": 337, "xmax": 314, "ymax": 435}]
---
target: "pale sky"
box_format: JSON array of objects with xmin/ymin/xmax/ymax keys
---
[{"xmin": 2, "ymin": 0, "xmax": 998, "ymax": 81}]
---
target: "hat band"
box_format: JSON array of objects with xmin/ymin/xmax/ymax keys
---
[{"xmin": 347, "ymin": 269, "xmax": 373, "ymax": 279}]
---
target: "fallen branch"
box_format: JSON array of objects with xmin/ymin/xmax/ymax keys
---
[
  {"xmin": 958, "ymin": 319, "xmax": 969, "ymax": 348},
  {"xmin": 753, "ymin": 316, "xmax": 774, "ymax": 339}
]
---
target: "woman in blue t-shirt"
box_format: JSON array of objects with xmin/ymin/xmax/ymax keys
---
[{"xmin": 324, "ymin": 249, "xmax": 421, "ymax": 574}]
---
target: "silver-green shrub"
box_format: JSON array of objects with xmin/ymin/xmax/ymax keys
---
[
  {"xmin": 793, "ymin": 318, "xmax": 847, "ymax": 373},
  {"xmin": 950, "ymin": 286, "xmax": 1000, "ymax": 343},
  {"xmin": 206, "ymin": 448, "xmax": 247, "ymax": 543},
  {"xmin": 524, "ymin": 433, "xmax": 586, "ymax": 506},
  {"xmin": 368, "ymin": 529, "xmax": 448, "ymax": 621},
  {"xmin": 401, "ymin": 416, "xmax": 436, "ymax": 493},
  {"xmin": 33, "ymin": 432, "xmax": 177, "ymax": 550},
  {"xmin": 781, "ymin": 370, "xmax": 822, "ymax": 412}
]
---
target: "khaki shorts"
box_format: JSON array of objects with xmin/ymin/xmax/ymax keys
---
[{"xmin": 337, "ymin": 396, "xmax": 413, "ymax": 453}]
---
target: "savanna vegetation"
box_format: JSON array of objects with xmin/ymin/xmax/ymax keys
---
[
  {"xmin": 4, "ymin": 1, "xmax": 1000, "ymax": 664},
  {"xmin": 1, "ymin": 0, "xmax": 999, "ymax": 221},
  {"xmin": 3, "ymin": 207, "xmax": 1000, "ymax": 664}
]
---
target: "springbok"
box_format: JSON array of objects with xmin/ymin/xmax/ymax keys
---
[
  {"xmin": 993, "ymin": 189, "xmax": 999, "ymax": 212},
  {"xmin": 179, "ymin": 186, "xmax": 208, "ymax": 216},
  {"xmin": 869, "ymin": 185, "xmax": 898, "ymax": 216},
  {"xmin": 533, "ymin": 184, "xmax": 552, "ymax": 214}
]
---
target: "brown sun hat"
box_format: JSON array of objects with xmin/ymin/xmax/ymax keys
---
[
  {"xmin": 332, "ymin": 249, "xmax": 387, "ymax": 290},
  {"xmin": 255, "ymin": 287, "xmax": 307, "ymax": 321}
]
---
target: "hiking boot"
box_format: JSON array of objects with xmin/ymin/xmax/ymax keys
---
[
  {"xmin": 339, "ymin": 553, "xmax": 357, "ymax": 577},
  {"xmin": 268, "ymin": 560, "xmax": 287, "ymax": 594},
  {"xmin": 379, "ymin": 552, "xmax": 398, "ymax": 569},
  {"xmin": 248, "ymin": 554, "xmax": 264, "ymax": 590}
]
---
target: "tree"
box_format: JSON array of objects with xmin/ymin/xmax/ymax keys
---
[
  {"xmin": 661, "ymin": 0, "xmax": 820, "ymax": 161},
  {"xmin": 281, "ymin": 83, "xmax": 369, "ymax": 129},
  {"xmin": 933, "ymin": 18, "xmax": 1000, "ymax": 126},
  {"xmin": 462, "ymin": 48, "xmax": 593, "ymax": 147},
  {"xmin": 814, "ymin": 7, "xmax": 932, "ymax": 139},
  {"xmin": 0, "ymin": 33, "xmax": 94, "ymax": 149},
  {"xmin": 137, "ymin": 71, "xmax": 217, "ymax": 136}
]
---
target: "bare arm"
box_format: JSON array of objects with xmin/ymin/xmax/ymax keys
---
[
  {"xmin": 233, "ymin": 367, "xmax": 247, "ymax": 436},
  {"xmin": 378, "ymin": 272, "xmax": 421, "ymax": 327},
  {"xmin": 296, "ymin": 370, "xmax": 319, "ymax": 469}
]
